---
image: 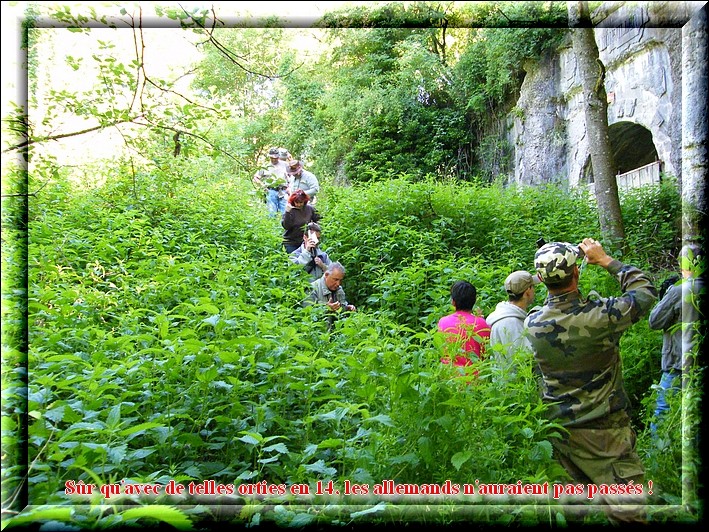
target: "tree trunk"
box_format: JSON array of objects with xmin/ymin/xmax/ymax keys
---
[
  {"xmin": 568, "ymin": 1, "xmax": 626, "ymax": 254},
  {"xmin": 681, "ymin": 4, "xmax": 708, "ymax": 246}
]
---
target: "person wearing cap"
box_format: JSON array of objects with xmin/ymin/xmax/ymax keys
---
[
  {"xmin": 286, "ymin": 159, "xmax": 320, "ymax": 204},
  {"xmin": 277, "ymin": 147, "xmax": 292, "ymax": 162},
  {"xmin": 647, "ymin": 242, "xmax": 704, "ymax": 435},
  {"xmin": 253, "ymin": 147, "xmax": 289, "ymax": 217},
  {"xmin": 437, "ymin": 281, "xmax": 490, "ymax": 371},
  {"xmin": 290, "ymin": 222, "xmax": 332, "ymax": 280},
  {"xmin": 525, "ymin": 238, "xmax": 657, "ymax": 523},
  {"xmin": 485, "ymin": 270, "xmax": 540, "ymax": 375}
]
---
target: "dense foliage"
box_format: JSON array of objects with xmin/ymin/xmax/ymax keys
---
[
  {"xmin": 1, "ymin": 2, "xmax": 703, "ymax": 529},
  {"xmin": 2, "ymin": 149, "xmax": 700, "ymax": 528},
  {"xmin": 188, "ymin": 2, "xmax": 568, "ymax": 183}
]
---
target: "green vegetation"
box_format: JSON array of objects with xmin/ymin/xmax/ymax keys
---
[
  {"xmin": 2, "ymin": 149, "xmax": 699, "ymax": 528},
  {"xmin": 185, "ymin": 2, "xmax": 568, "ymax": 183},
  {"xmin": 1, "ymin": 2, "xmax": 702, "ymax": 529}
]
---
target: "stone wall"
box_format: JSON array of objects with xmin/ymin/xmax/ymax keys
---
[{"xmin": 507, "ymin": 1, "xmax": 703, "ymax": 190}]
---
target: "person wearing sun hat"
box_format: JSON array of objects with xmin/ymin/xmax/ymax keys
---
[
  {"xmin": 524, "ymin": 238, "xmax": 657, "ymax": 523},
  {"xmin": 486, "ymin": 270, "xmax": 541, "ymax": 375},
  {"xmin": 287, "ymin": 159, "xmax": 320, "ymax": 204},
  {"xmin": 253, "ymin": 147, "xmax": 289, "ymax": 217}
]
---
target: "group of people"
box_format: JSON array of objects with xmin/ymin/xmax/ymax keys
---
[
  {"xmin": 437, "ymin": 269, "xmax": 540, "ymax": 377},
  {"xmin": 254, "ymin": 151, "xmax": 704, "ymax": 522},
  {"xmin": 252, "ymin": 146, "xmax": 320, "ymax": 221},
  {"xmin": 437, "ymin": 238, "xmax": 704, "ymax": 523},
  {"xmin": 253, "ymin": 147, "xmax": 356, "ymax": 320}
]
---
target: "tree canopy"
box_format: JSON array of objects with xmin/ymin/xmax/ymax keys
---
[
  {"xmin": 1, "ymin": 2, "xmax": 702, "ymax": 528},
  {"xmin": 5, "ymin": 1, "xmax": 571, "ymax": 187}
]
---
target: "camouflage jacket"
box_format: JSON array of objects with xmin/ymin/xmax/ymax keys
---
[{"xmin": 524, "ymin": 260, "xmax": 657, "ymax": 428}]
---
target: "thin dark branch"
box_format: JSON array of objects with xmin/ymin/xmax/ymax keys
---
[
  {"xmin": 128, "ymin": 8, "xmax": 225, "ymax": 116},
  {"xmin": 178, "ymin": 4, "xmax": 301, "ymax": 80},
  {"xmin": 130, "ymin": 117, "xmax": 249, "ymax": 170},
  {"xmin": 3, "ymin": 119, "xmax": 136, "ymax": 153}
]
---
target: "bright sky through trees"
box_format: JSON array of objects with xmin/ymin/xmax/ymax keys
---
[{"xmin": 0, "ymin": 1, "xmax": 376, "ymax": 174}]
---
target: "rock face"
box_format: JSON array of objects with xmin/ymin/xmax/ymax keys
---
[{"xmin": 507, "ymin": 1, "xmax": 704, "ymax": 190}]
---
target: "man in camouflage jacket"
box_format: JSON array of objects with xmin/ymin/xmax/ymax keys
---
[{"xmin": 525, "ymin": 238, "xmax": 657, "ymax": 522}]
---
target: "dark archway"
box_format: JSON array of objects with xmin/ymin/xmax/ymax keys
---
[
  {"xmin": 608, "ymin": 121, "xmax": 658, "ymax": 174},
  {"xmin": 580, "ymin": 156, "xmax": 594, "ymax": 186}
]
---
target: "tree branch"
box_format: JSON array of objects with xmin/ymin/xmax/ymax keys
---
[
  {"xmin": 3, "ymin": 119, "xmax": 136, "ymax": 153},
  {"xmin": 181, "ymin": 4, "xmax": 301, "ymax": 80}
]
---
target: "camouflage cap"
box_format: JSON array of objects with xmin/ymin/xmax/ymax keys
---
[
  {"xmin": 268, "ymin": 147, "xmax": 279, "ymax": 157},
  {"xmin": 535, "ymin": 242, "xmax": 581, "ymax": 284}
]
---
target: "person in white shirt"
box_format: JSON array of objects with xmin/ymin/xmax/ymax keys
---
[
  {"xmin": 486, "ymin": 270, "xmax": 540, "ymax": 374},
  {"xmin": 252, "ymin": 147, "xmax": 289, "ymax": 216}
]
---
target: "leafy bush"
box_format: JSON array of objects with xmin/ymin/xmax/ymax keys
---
[
  {"xmin": 620, "ymin": 176, "xmax": 683, "ymax": 271},
  {"xmin": 3, "ymin": 162, "xmax": 696, "ymax": 529}
]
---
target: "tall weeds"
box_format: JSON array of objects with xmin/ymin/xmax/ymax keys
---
[{"xmin": 2, "ymin": 162, "xmax": 697, "ymax": 528}]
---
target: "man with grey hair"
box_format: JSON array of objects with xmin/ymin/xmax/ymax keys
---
[{"xmin": 302, "ymin": 262, "xmax": 356, "ymax": 313}]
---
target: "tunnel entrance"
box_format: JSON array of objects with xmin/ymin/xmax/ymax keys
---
[
  {"xmin": 608, "ymin": 121, "xmax": 658, "ymax": 174},
  {"xmin": 578, "ymin": 121, "xmax": 660, "ymax": 189}
]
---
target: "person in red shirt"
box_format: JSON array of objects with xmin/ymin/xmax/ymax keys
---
[
  {"xmin": 281, "ymin": 190, "xmax": 321, "ymax": 253},
  {"xmin": 437, "ymin": 281, "xmax": 490, "ymax": 370}
]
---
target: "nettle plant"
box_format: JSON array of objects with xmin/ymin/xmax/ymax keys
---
[{"xmin": 4, "ymin": 160, "xmax": 697, "ymax": 528}]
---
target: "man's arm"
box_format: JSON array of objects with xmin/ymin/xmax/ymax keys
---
[
  {"xmin": 648, "ymin": 284, "xmax": 681, "ymax": 331},
  {"xmin": 335, "ymin": 288, "xmax": 356, "ymax": 312},
  {"xmin": 301, "ymin": 283, "xmax": 319, "ymax": 308},
  {"xmin": 301, "ymin": 292, "xmax": 317, "ymax": 308},
  {"xmin": 290, "ymin": 247, "xmax": 308, "ymax": 266},
  {"xmin": 315, "ymin": 250, "xmax": 332, "ymax": 273},
  {"xmin": 580, "ymin": 238, "xmax": 658, "ymax": 322},
  {"xmin": 253, "ymin": 170, "xmax": 265, "ymax": 188},
  {"xmin": 303, "ymin": 172, "xmax": 320, "ymax": 197}
]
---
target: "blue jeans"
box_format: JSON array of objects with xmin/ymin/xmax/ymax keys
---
[
  {"xmin": 650, "ymin": 371, "xmax": 681, "ymax": 435},
  {"xmin": 266, "ymin": 189, "xmax": 287, "ymax": 217}
]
